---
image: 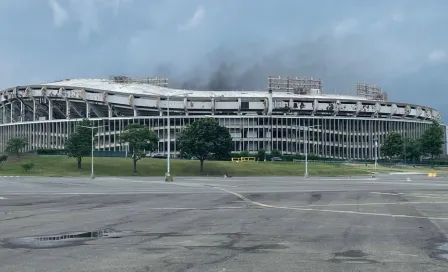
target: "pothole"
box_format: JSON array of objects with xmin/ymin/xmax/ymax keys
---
[
  {"xmin": 3, "ymin": 229, "xmax": 128, "ymax": 249},
  {"xmin": 334, "ymin": 250, "xmax": 367, "ymax": 258},
  {"xmin": 330, "ymin": 249, "xmax": 379, "ymax": 264}
]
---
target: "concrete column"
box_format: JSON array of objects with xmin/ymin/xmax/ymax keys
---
[
  {"xmin": 48, "ymin": 99, "xmax": 53, "ymax": 120},
  {"xmin": 10, "ymin": 102, "xmax": 14, "ymax": 123},
  {"xmin": 86, "ymin": 102, "xmax": 90, "ymax": 118},
  {"xmin": 108, "ymin": 105, "xmax": 113, "ymax": 118},
  {"xmin": 2, "ymin": 103, "xmax": 6, "ymax": 124},
  {"xmin": 20, "ymin": 101, "xmax": 24, "ymax": 122},
  {"xmin": 33, "ymin": 99, "xmax": 36, "ymax": 121},
  {"xmin": 66, "ymin": 100, "xmax": 70, "ymax": 119}
]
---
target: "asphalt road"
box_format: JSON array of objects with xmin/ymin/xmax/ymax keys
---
[{"xmin": 2, "ymin": 174, "xmax": 448, "ymax": 271}]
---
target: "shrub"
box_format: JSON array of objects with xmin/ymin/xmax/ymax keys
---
[{"xmin": 21, "ymin": 162, "xmax": 35, "ymax": 172}]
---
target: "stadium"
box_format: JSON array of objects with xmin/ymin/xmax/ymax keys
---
[{"xmin": 0, "ymin": 76, "xmax": 444, "ymax": 160}]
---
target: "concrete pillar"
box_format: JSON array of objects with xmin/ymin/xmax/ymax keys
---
[
  {"xmin": 48, "ymin": 99, "xmax": 53, "ymax": 120},
  {"xmin": 33, "ymin": 99, "xmax": 36, "ymax": 121},
  {"xmin": 86, "ymin": 102, "xmax": 90, "ymax": 118},
  {"xmin": 66, "ymin": 100, "xmax": 70, "ymax": 119},
  {"xmin": 20, "ymin": 101, "xmax": 24, "ymax": 122},
  {"xmin": 108, "ymin": 105, "xmax": 113, "ymax": 118},
  {"xmin": 10, "ymin": 102, "xmax": 13, "ymax": 123}
]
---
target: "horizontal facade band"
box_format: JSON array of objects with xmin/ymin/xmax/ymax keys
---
[{"xmin": 0, "ymin": 84, "xmax": 441, "ymax": 124}]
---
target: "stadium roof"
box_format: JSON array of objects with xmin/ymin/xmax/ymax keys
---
[{"xmin": 42, "ymin": 78, "xmax": 368, "ymax": 101}]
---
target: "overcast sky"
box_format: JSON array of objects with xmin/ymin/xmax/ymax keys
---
[{"xmin": 1, "ymin": 0, "xmax": 447, "ymax": 119}]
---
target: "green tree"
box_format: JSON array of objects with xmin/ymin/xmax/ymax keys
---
[
  {"xmin": 270, "ymin": 149, "xmax": 282, "ymax": 157},
  {"xmin": 119, "ymin": 123, "xmax": 159, "ymax": 174},
  {"xmin": 420, "ymin": 120, "xmax": 444, "ymax": 166},
  {"xmin": 257, "ymin": 149, "xmax": 266, "ymax": 161},
  {"xmin": 177, "ymin": 118, "xmax": 232, "ymax": 172},
  {"xmin": 402, "ymin": 137, "xmax": 422, "ymax": 165},
  {"xmin": 66, "ymin": 119, "xmax": 94, "ymax": 169},
  {"xmin": 5, "ymin": 137, "xmax": 28, "ymax": 161},
  {"xmin": 0, "ymin": 154, "xmax": 7, "ymax": 170},
  {"xmin": 381, "ymin": 132, "xmax": 403, "ymax": 164}
]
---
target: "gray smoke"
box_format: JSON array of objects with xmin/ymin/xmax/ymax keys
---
[{"xmin": 163, "ymin": 34, "xmax": 410, "ymax": 94}]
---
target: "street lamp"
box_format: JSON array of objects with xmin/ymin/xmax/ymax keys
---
[
  {"xmin": 304, "ymin": 125, "xmax": 321, "ymax": 178},
  {"xmin": 165, "ymin": 95, "xmax": 173, "ymax": 182},
  {"xmin": 79, "ymin": 125, "xmax": 105, "ymax": 179},
  {"xmin": 374, "ymin": 138, "xmax": 378, "ymax": 170}
]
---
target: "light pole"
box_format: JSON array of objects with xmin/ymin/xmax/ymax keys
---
[
  {"xmin": 165, "ymin": 95, "xmax": 173, "ymax": 182},
  {"xmin": 304, "ymin": 125, "xmax": 321, "ymax": 178},
  {"xmin": 79, "ymin": 125, "xmax": 105, "ymax": 179},
  {"xmin": 374, "ymin": 139, "xmax": 378, "ymax": 170}
]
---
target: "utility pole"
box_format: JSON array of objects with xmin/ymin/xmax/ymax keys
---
[
  {"xmin": 165, "ymin": 95, "xmax": 173, "ymax": 182},
  {"xmin": 304, "ymin": 125, "xmax": 321, "ymax": 178},
  {"xmin": 79, "ymin": 125, "xmax": 105, "ymax": 179},
  {"xmin": 403, "ymin": 131, "xmax": 407, "ymax": 165},
  {"xmin": 374, "ymin": 138, "xmax": 378, "ymax": 170}
]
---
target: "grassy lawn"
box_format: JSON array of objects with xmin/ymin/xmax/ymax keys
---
[
  {"xmin": 345, "ymin": 163, "xmax": 448, "ymax": 174},
  {"xmin": 0, "ymin": 156, "xmax": 369, "ymax": 177}
]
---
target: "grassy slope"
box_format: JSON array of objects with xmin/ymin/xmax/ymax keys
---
[{"xmin": 0, "ymin": 156, "xmax": 369, "ymax": 177}]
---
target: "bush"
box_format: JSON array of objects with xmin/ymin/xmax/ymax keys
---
[
  {"xmin": 240, "ymin": 150, "xmax": 250, "ymax": 158},
  {"xmin": 21, "ymin": 162, "xmax": 35, "ymax": 172},
  {"xmin": 36, "ymin": 149, "xmax": 67, "ymax": 155},
  {"xmin": 0, "ymin": 154, "xmax": 8, "ymax": 171},
  {"xmin": 230, "ymin": 153, "xmax": 241, "ymax": 158},
  {"xmin": 257, "ymin": 149, "xmax": 266, "ymax": 161},
  {"xmin": 270, "ymin": 149, "xmax": 282, "ymax": 157}
]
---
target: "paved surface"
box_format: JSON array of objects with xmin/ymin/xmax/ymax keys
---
[{"xmin": 2, "ymin": 174, "xmax": 448, "ymax": 271}]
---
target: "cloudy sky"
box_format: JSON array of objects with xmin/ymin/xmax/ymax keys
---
[{"xmin": 1, "ymin": 0, "xmax": 448, "ymax": 119}]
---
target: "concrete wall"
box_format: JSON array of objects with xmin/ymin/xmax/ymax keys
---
[{"xmin": 0, "ymin": 116, "xmax": 432, "ymax": 160}]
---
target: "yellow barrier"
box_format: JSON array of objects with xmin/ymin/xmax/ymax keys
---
[
  {"xmin": 232, "ymin": 157, "xmax": 256, "ymax": 162},
  {"xmin": 241, "ymin": 157, "xmax": 256, "ymax": 162},
  {"xmin": 428, "ymin": 172, "xmax": 437, "ymax": 177}
]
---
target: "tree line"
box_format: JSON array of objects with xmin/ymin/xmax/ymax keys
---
[
  {"xmin": 1, "ymin": 118, "xmax": 232, "ymax": 174},
  {"xmin": 381, "ymin": 120, "xmax": 445, "ymax": 165},
  {"xmin": 62, "ymin": 118, "xmax": 232, "ymax": 174}
]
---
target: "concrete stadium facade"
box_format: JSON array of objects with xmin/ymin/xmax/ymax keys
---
[{"xmin": 0, "ymin": 78, "xmax": 444, "ymax": 160}]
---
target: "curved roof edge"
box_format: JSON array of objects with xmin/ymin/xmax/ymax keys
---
[{"xmin": 40, "ymin": 78, "xmax": 368, "ymax": 101}]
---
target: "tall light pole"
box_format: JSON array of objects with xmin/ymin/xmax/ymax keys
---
[
  {"xmin": 165, "ymin": 95, "xmax": 173, "ymax": 182},
  {"xmin": 79, "ymin": 125, "xmax": 104, "ymax": 179},
  {"xmin": 304, "ymin": 125, "xmax": 321, "ymax": 178},
  {"xmin": 403, "ymin": 131, "xmax": 407, "ymax": 165},
  {"xmin": 374, "ymin": 139, "xmax": 378, "ymax": 170}
]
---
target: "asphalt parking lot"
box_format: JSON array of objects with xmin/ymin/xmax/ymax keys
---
[{"xmin": 2, "ymin": 174, "xmax": 448, "ymax": 271}]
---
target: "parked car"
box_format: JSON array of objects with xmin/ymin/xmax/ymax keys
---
[
  {"xmin": 151, "ymin": 154, "xmax": 167, "ymax": 159},
  {"xmin": 271, "ymin": 157, "xmax": 283, "ymax": 161}
]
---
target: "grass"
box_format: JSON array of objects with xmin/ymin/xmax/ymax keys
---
[
  {"xmin": 345, "ymin": 163, "xmax": 448, "ymax": 175},
  {"xmin": 0, "ymin": 155, "xmax": 370, "ymax": 177}
]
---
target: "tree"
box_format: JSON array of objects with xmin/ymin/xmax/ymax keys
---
[
  {"xmin": 66, "ymin": 119, "xmax": 94, "ymax": 169},
  {"xmin": 257, "ymin": 149, "xmax": 266, "ymax": 161},
  {"xmin": 0, "ymin": 155, "xmax": 7, "ymax": 170},
  {"xmin": 177, "ymin": 118, "xmax": 233, "ymax": 172},
  {"xmin": 420, "ymin": 120, "xmax": 444, "ymax": 166},
  {"xmin": 402, "ymin": 137, "xmax": 422, "ymax": 165},
  {"xmin": 381, "ymin": 132, "xmax": 403, "ymax": 164},
  {"xmin": 271, "ymin": 149, "xmax": 282, "ymax": 157},
  {"xmin": 5, "ymin": 137, "xmax": 28, "ymax": 161},
  {"xmin": 119, "ymin": 123, "xmax": 159, "ymax": 174}
]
